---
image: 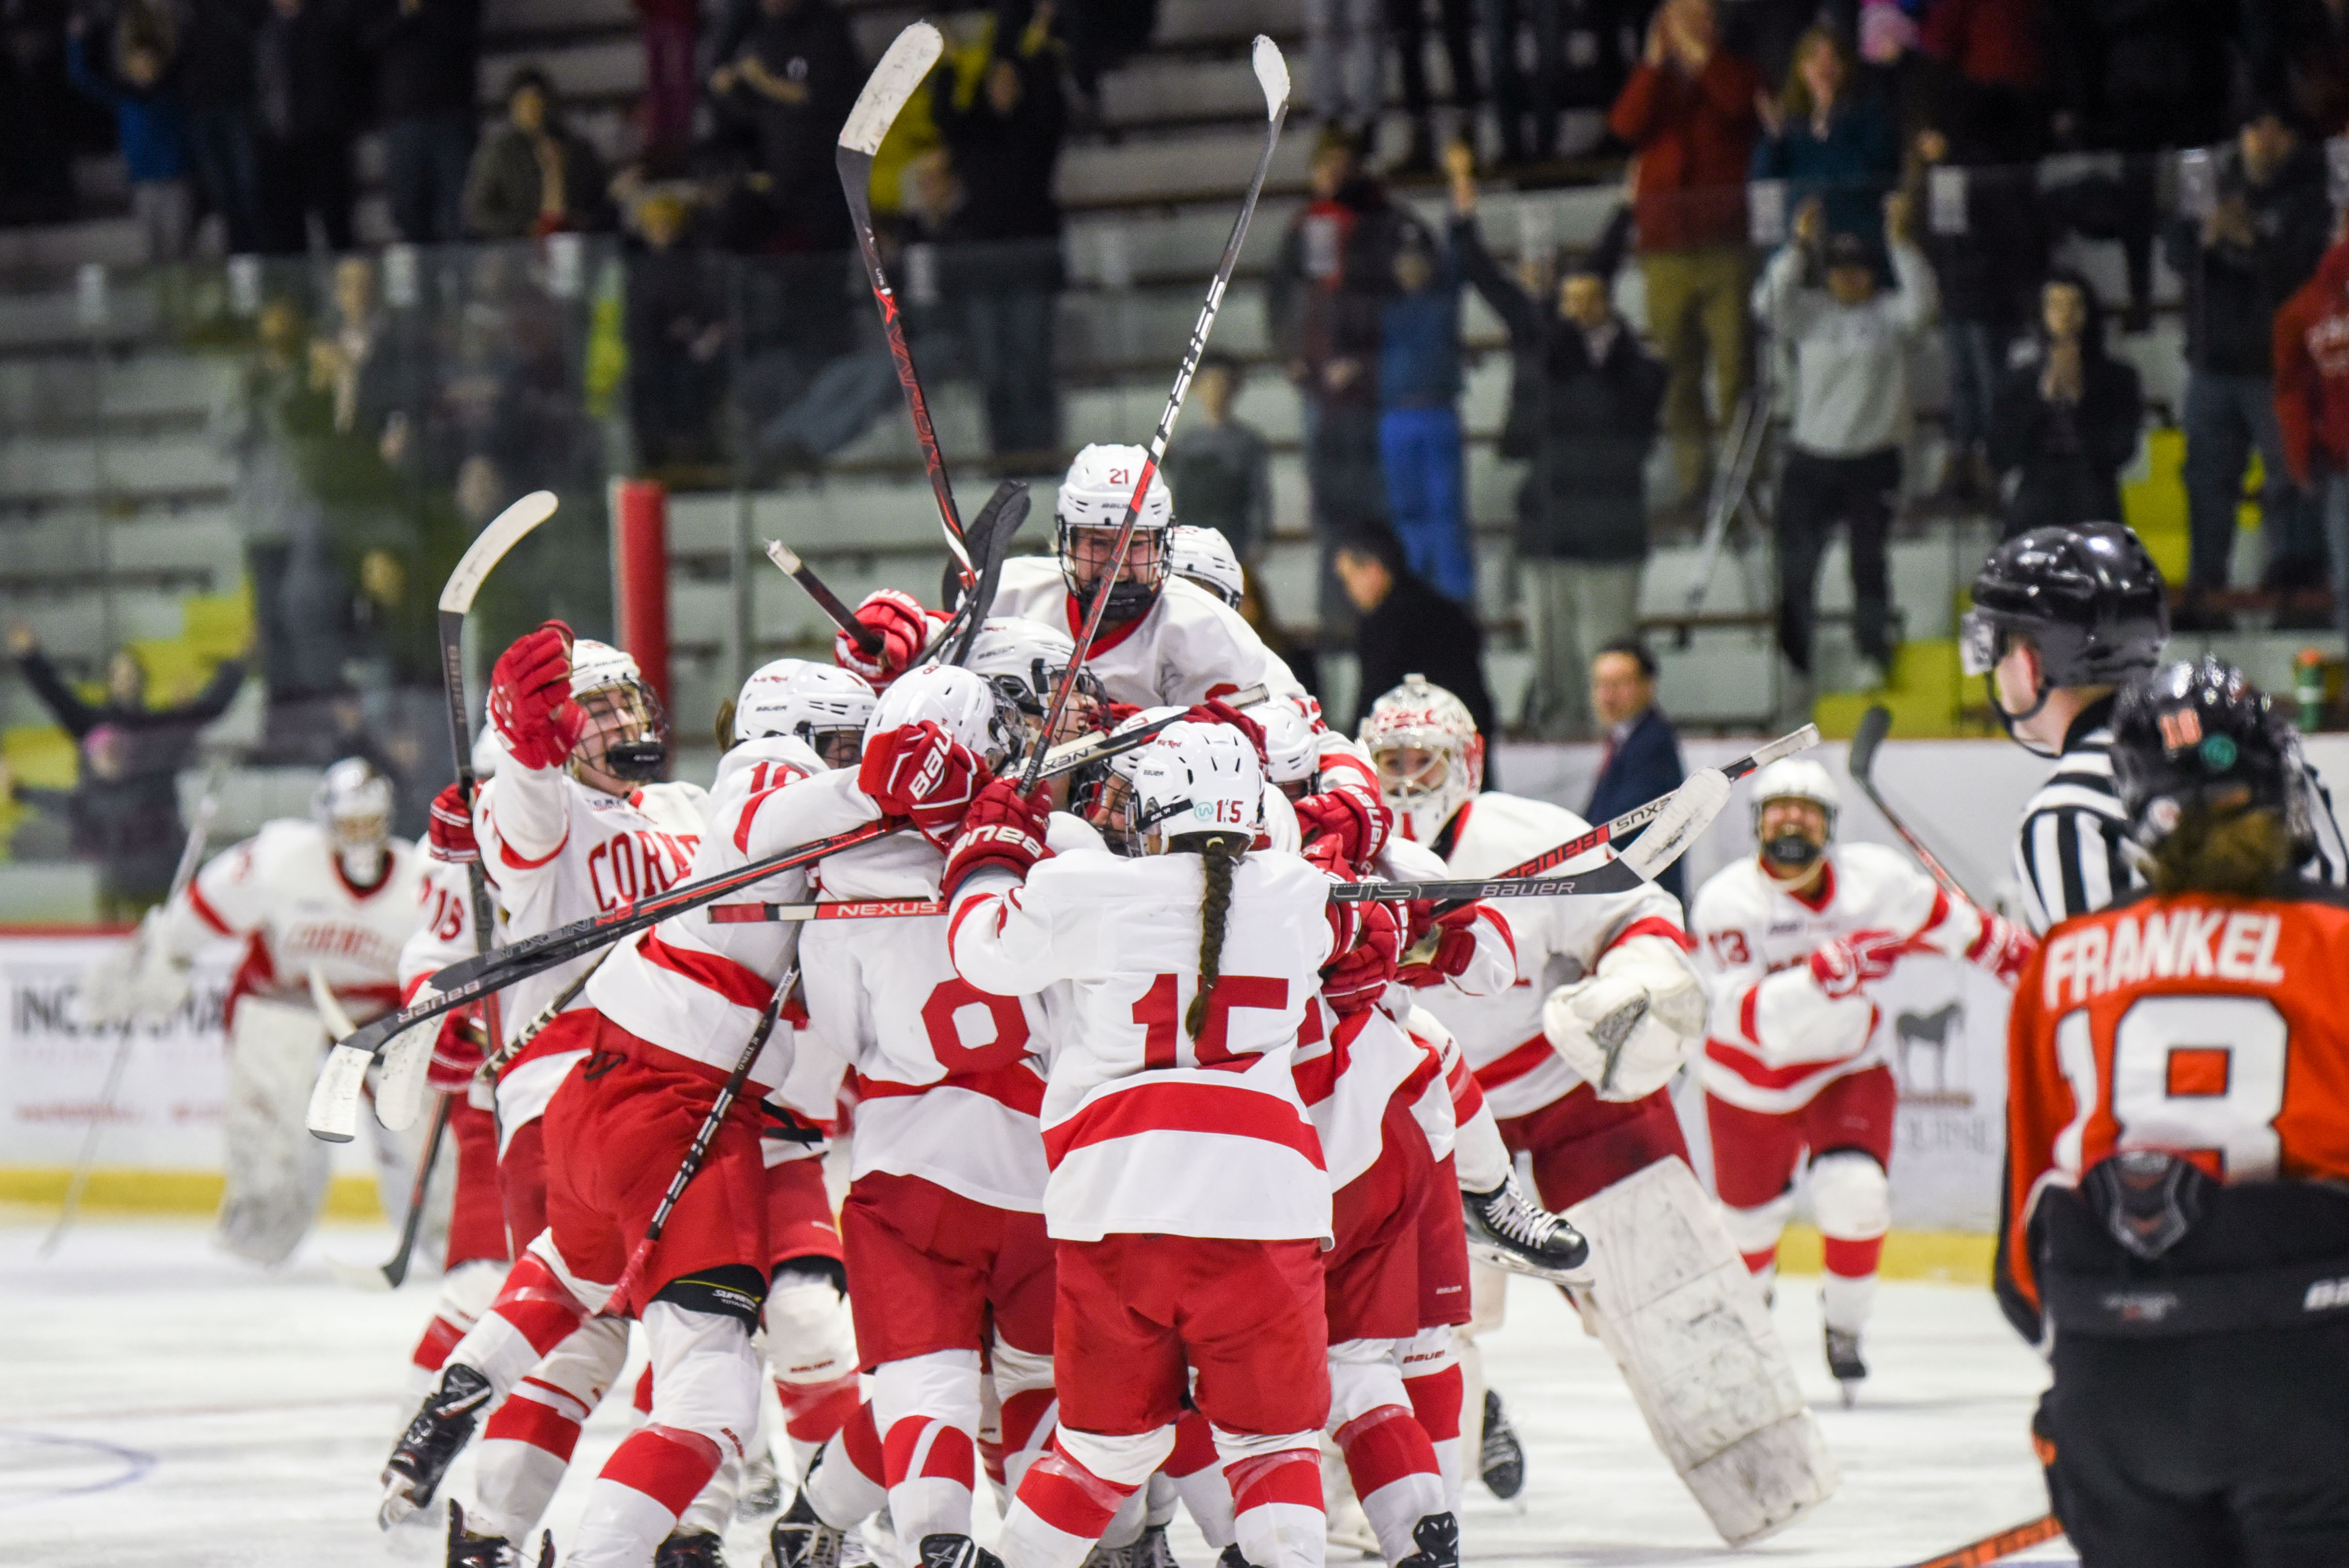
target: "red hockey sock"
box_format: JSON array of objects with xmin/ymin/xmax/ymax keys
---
[
  {"xmin": 486, "ymin": 1255, "xmax": 591, "ymax": 1360},
  {"xmin": 1403, "ymin": 1364, "xmax": 1463, "ymax": 1444},
  {"xmin": 1014, "ymin": 1436, "xmax": 1142, "ymax": 1544},
  {"xmin": 1822, "ymin": 1236, "xmax": 1885, "ymax": 1278},
  {"xmin": 778, "ymin": 1371, "xmax": 862, "ymax": 1448},
  {"xmin": 1222, "ymin": 1446, "xmax": 1324, "ymax": 1568}
]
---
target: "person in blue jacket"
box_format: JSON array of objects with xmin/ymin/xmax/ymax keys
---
[
  {"xmin": 1749, "ymin": 25, "xmax": 1897, "ymax": 251},
  {"xmin": 1376, "ymin": 212, "xmax": 1474, "ymax": 603},
  {"xmin": 66, "ymin": 5, "xmax": 193, "ymax": 262},
  {"xmin": 1585, "ymin": 637, "xmax": 1689, "ymax": 904}
]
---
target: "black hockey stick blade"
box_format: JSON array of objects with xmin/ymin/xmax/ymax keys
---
[
  {"xmin": 1850, "ymin": 703, "xmax": 1893, "ymax": 788},
  {"xmin": 948, "ymin": 481, "xmax": 1032, "ymax": 667},
  {"xmin": 767, "ymin": 540, "xmax": 884, "ymax": 656},
  {"xmin": 1844, "ymin": 704, "xmax": 1974, "ymax": 903}
]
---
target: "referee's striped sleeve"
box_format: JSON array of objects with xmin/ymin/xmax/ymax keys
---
[{"xmin": 2015, "ymin": 805, "xmax": 2133, "ymax": 934}]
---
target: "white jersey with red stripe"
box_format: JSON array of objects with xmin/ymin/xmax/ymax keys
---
[
  {"xmin": 987, "ymin": 557, "xmax": 1307, "ymax": 707},
  {"xmin": 167, "ymin": 819, "xmax": 427, "ymax": 1023},
  {"xmin": 1402, "ymin": 793, "xmax": 1696, "ymax": 1121},
  {"xmin": 948, "ymin": 846, "xmax": 1337, "ymax": 1243},
  {"xmin": 1690, "ymin": 843, "xmax": 1984, "ymax": 1115},
  {"xmin": 801, "ymin": 828, "xmax": 1051, "ymax": 1213},
  {"xmin": 1293, "ymin": 997, "xmax": 1448, "ymax": 1190},
  {"xmin": 586, "ymin": 739, "xmax": 880, "ymax": 1090}
]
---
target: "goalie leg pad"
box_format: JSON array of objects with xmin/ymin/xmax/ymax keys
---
[
  {"xmin": 216, "ymin": 998, "xmax": 331, "ymax": 1266},
  {"xmin": 1564, "ymin": 1157, "xmax": 1839, "ymax": 1546}
]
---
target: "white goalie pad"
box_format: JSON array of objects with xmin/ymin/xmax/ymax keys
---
[
  {"xmin": 1563, "ymin": 1157, "xmax": 1839, "ymax": 1546},
  {"xmin": 216, "ymin": 997, "xmax": 332, "ymax": 1266}
]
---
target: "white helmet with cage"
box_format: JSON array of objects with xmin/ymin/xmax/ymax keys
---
[
  {"xmin": 964, "ymin": 618, "xmax": 1102, "ymax": 724},
  {"xmin": 1748, "ymin": 757, "xmax": 1840, "ymax": 836},
  {"xmin": 1056, "ymin": 443, "xmax": 1174, "ymax": 622},
  {"xmin": 733, "ymin": 659, "xmax": 876, "ymax": 769},
  {"xmin": 1249, "ymin": 694, "xmax": 1324, "ymax": 790},
  {"xmin": 565, "ymin": 637, "xmax": 669, "ymax": 788},
  {"xmin": 1358, "ymin": 675, "xmax": 1484, "ymax": 845},
  {"xmin": 864, "ymin": 662, "xmax": 1025, "ymax": 775},
  {"xmin": 1128, "ymin": 720, "xmax": 1264, "ymax": 847},
  {"xmin": 1167, "ymin": 525, "xmax": 1245, "ymax": 608},
  {"xmin": 312, "ymin": 756, "xmax": 395, "ymax": 885}
]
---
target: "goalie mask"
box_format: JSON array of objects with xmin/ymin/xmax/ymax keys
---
[
  {"xmin": 1750, "ymin": 757, "xmax": 1838, "ymax": 878},
  {"xmin": 1167, "ymin": 524, "xmax": 1245, "ymax": 608},
  {"xmin": 1056, "ymin": 443, "xmax": 1173, "ymax": 626},
  {"xmin": 1127, "ymin": 720, "xmax": 1265, "ymax": 852},
  {"xmin": 966, "ymin": 618, "xmax": 1103, "ymax": 746},
  {"xmin": 865, "ymin": 662, "xmax": 1026, "ymax": 778},
  {"xmin": 568, "ymin": 639, "xmax": 669, "ymax": 790},
  {"xmin": 733, "ymin": 660, "xmax": 876, "ymax": 770},
  {"xmin": 313, "ymin": 757, "xmax": 394, "ymax": 887},
  {"xmin": 1360, "ymin": 675, "xmax": 1484, "ymax": 845}
]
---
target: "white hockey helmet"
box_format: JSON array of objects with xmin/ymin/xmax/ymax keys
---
[
  {"xmin": 1167, "ymin": 524, "xmax": 1245, "ymax": 608},
  {"xmin": 313, "ymin": 756, "xmax": 394, "ymax": 885},
  {"xmin": 864, "ymin": 662, "xmax": 1025, "ymax": 774},
  {"xmin": 1749, "ymin": 756, "xmax": 1840, "ymax": 835},
  {"xmin": 1249, "ymin": 694, "xmax": 1324, "ymax": 791},
  {"xmin": 1128, "ymin": 719, "xmax": 1264, "ymax": 848},
  {"xmin": 734, "ymin": 659, "xmax": 876, "ymax": 769},
  {"xmin": 565, "ymin": 637, "xmax": 669, "ymax": 788},
  {"xmin": 965, "ymin": 618, "xmax": 1103, "ymax": 739},
  {"xmin": 1359, "ymin": 675, "xmax": 1484, "ymax": 845},
  {"xmin": 1056, "ymin": 443, "xmax": 1173, "ymax": 623}
]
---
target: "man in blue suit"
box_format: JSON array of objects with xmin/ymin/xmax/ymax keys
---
[{"xmin": 1585, "ymin": 637, "xmax": 1688, "ymax": 904}]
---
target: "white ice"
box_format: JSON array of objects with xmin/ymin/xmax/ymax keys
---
[{"xmin": 2, "ymin": 1218, "xmax": 2078, "ymax": 1568}]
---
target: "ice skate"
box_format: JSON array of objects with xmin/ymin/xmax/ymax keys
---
[
  {"xmin": 1463, "ymin": 1173, "xmax": 1590, "ymax": 1284},
  {"xmin": 1214, "ymin": 1549, "xmax": 1252, "ymax": 1568},
  {"xmin": 1395, "ymin": 1513, "xmax": 1458, "ymax": 1568},
  {"xmin": 658, "ymin": 1529, "xmax": 728, "ymax": 1568},
  {"xmin": 767, "ymin": 1489, "xmax": 847, "ymax": 1568},
  {"xmin": 445, "ymin": 1501, "xmax": 550, "ymax": 1568},
  {"xmin": 917, "ymin": 1533, "xmax": 1004, "ymax": 1568},
  {"xmin": 1133, "ymin": 1523, "xmax": 1179, "ymax": 1568},
  {"xmin": 381, "ymin": 1364, "xmax": 493, "ymax": 1529},
  {"xmin": 1478, "ymin": 1390, "xmax": 1525, "ymax": 1502},
  {"xmin": 1825, "ymin": 1326, "xmax": 1868, "ymax": 1404},
  {"xmin": 737, "ymin": 1448, "xmax": 783, "ymax": 1520}
]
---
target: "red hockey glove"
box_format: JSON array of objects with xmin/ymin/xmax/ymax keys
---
[
  {"xmin": 426, "ymin": 782, "xmax": 478, "ymax": 865},
  {"xmin": 1972, "ymin": 914, "xmax": 2039, "ymax": 989},
  {"xmin": 1181, "ymin": 699, "xmax": 1267, "ymax": 763},
  {"xmin": 835, "ymin": 589, "xmax": 937, "ymax": 688},
  {"xmin": 1808, "ymin": 929, "xmax": 1914, "ymax": 1001},
  {"xmin": 1398, "ymin": 902, "xmax": 1484, "ymax": 988},
  {"xmin": 1294, "ymin": 779, "xmax": 1391, "ymax": 864},
  {"xmin": 860, "ymin": 719, "xmax": 992, "ymax": 846},
  {"xmin": 943, "ymin": 779, "xmax": 1053, "ymax": 898},
  {"xmin": 489, "ymin": 620, "xmax": 585, "ymax": 770},
  {"xmin": 427, "ymin": 1007, "xmax": 489, "ymax": 1092},
  {"xmin": 1321, "ymin": 898, "xmax": 1402, "ymax": 1014}
]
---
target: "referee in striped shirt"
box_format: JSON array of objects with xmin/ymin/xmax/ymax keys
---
[{"xmin": 1965, "ymin": 524, "xmax": 2346, "ymax": 936}]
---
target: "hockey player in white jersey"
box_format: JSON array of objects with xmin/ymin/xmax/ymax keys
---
[
  {"xmin": 135, "ymin": 758, "xmax": 426, "ymax": 1264},
  {"xmin": 1167, "ymin": 524, "xmax": 1246, "ymax": 608},
  {"xmin": 1690, "ymin": 758, "xmax": 2033, "ymax": 1399}
]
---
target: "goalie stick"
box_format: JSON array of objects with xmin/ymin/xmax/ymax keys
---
[
  {"xmin": 1022, "ymin": 36, "xmax": 1289, "ymax": 789},
  {"xmin": 839, "ymin": 23, "xmax": 971, "ymax": 586},
  {"xmin": 311, "ymin": 967, "xmax": 446, "ymax": 1290},
  {"xmin": 1849, "ymin": 704, "xmax": 1976, "ymax": 904}
]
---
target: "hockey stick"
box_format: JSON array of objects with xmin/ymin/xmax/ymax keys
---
[
  {"xmin": 767, "ymin": 541, "xmax": 883, "ymax": 657},
  {"xmin": 943, "ymin": 481, "xmax": 1032, "ymax": 667},
  {"xmin": 41, "ymin": 766, "xmax": 223, "ymax": 1256},
  {"xmin": 605, "ymin": 970, "xmax": 795, "ymax": 1313},
  {"xmin": 839, "ymin": 23, "xmax": 971, "ymax": 587},
  {"xmin": 1849, "ymin": 704, "xmax": 1975, "ymax": 904},
  {"xmin": 1020, "ymin": 37, "xmax": 1289, "ymax": 790},
  {"xmin": 1900, "ymin": 1514, "xmax": 2062, "ymax": 1568}
]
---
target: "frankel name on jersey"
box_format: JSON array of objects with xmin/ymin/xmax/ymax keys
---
[{"xmin": 2039, "ymin": 906, "xmax": 2290, "ymax": 1006}]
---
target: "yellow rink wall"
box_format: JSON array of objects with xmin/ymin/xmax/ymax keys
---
[{"xmin": 0, "ymin": 1167, "xmax": 385, "ymax": 1220}]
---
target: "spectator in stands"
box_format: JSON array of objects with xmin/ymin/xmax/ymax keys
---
[
  {"xmin": 179, "ymin": 0, "xmax": 263, "ymax": 253},
  {"xmin": 634, "ymin": 0, "xmax": 696, "ymax": 162},
  {"xmin": 1755, "ymin": 193, "xmax": 1937, "ymax": 698},
  {"xmin": 708, "ymin": 0, "xmax": 860, "ymax": 251},
  {"xmin": 1377, "ymin": 212, "xmax": 1473, "ymax": 602},
  {"xmin": 1908, "ymin": 110, "xmax": 2047, "ymax": 505},
  {"xmin": 2166, "ymin": 104, "xmax": 2334, "ymax": 618},
  {"xmin": 5, "ymin": 626, "xmax": 247, "ymax": 921},
  {"xmin": 934, "ymin": 21, "xmax": 1066, "ymax": 465},
  {"xmin": 1333, "ymin": 525, "xmax": 1498, "ymax": 739},
  {"xmin": 1268, "ymin": 128, "xmax": 1390, "ymax": 629},
  {"xmin": 1387, "ymin": 0, "xmax": 1474, "ymax": 172},
  {"xmin": 625, "ymin": 189, "xmax": 730, "ymax": 469},
  {"xmin": 1585, "ymin": 637, "xmax": 1687, "ymax": 903},
  {"xmin": 1751, "ymin": 26, "xmax": 1896, "ymax": 246},
  {"xmin": 1917, "ymin": 0, "xmax": 2046, "ymax": 163},
  {"xmin": 463, "ymin": 67, "xmax": 612, "ymax": 239},
  {"xmin": 65, "ymin": 4, "xmax": 193, "ymax": 262},
  {"xmin": 1162, "ymin": 351, "xmax": 1273, "ymax": 565},
  {"xmin": 364, "ymin": 0, "xmax": 479, "ymax": 245},
  {"xmin": 252, "ymin": 0, "xmax": 357, "ymax": 253},
  {"xmin": 2273, "ymin": 224, "xmax": 2349, "ymax": 652},
  {"xmin": 2249, "ymin": 0, "xmax": 2349, "ymax": 140},
  {"xmin": 1483, "ymin": 0, "xmax": 1563, "ymax": 170},
  {"xmin": 1449, "ymin": 143, "xmax": 1663, "ymax": 738},
  {"xmin": 1989, "ymin": 270, "xmax": 2143, "ymax": 541},
  {"xmin": 1307, "ymin": 0, "xmax": 1382, "ymax": 137},
  {"xmin": 0, "ymin": 0, "xmax": 81, "ymax": 225},
  {"xmin": 1608, "ymin": 0, "xmax": 1764, "ymax": 513}
]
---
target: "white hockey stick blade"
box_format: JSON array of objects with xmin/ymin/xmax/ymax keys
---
[
  {"xmin": 438, "ymin": 490, "xmax": 558, "ymax": 615},
  {"xmin": 841, "ymin": 23, "xmax": 942, "ymax": 155},
  {"xmin": 1746, "ymin": 721, "xmax": 1822, "ymax": 773},
  {"xmin": 374, "ymin": 1014, "xmax": 439, "ymax": 1132},
  {"xmin": 1250, "ymin": 35, "xmax": 1291, "ymax": 116},
  {"xmin": 307, "ymin": 1042, "xmax": 373, "ymax": 1143},
  {"xmin": 324, "ymin": 1254, "xmax": 395, "ymax": 1291},
  {"xmin": 307, "ymin": 964, "xmax": 357, "ymax": 1042},
  {"xmin": 1619, "ymin": 767, "xmax": 1733, "ymax": 881}
]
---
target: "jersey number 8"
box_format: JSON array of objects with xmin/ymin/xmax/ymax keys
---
[{"xmin": 2054, "ymin": 995, "xmax": 2287, "ymax": 1181}]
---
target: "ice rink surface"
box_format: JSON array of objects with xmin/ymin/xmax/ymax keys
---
[{"xmin": 3, "ymin": 1219, "xmax": 2079, "ymax": 1568}]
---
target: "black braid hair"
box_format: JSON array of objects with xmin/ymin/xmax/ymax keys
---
[{"xmin": 1180, "ymin": 831, "xmax": 1249, "ymax": 1038}]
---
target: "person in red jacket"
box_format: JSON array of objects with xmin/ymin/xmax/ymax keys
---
[
  {"xmin": 1607, "ymin": 0, "xmax": 1764, "ymax": 510},
  {"xmin": 2272, "ymin": 227, "xmax": 2349, "ymax": 651}
]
